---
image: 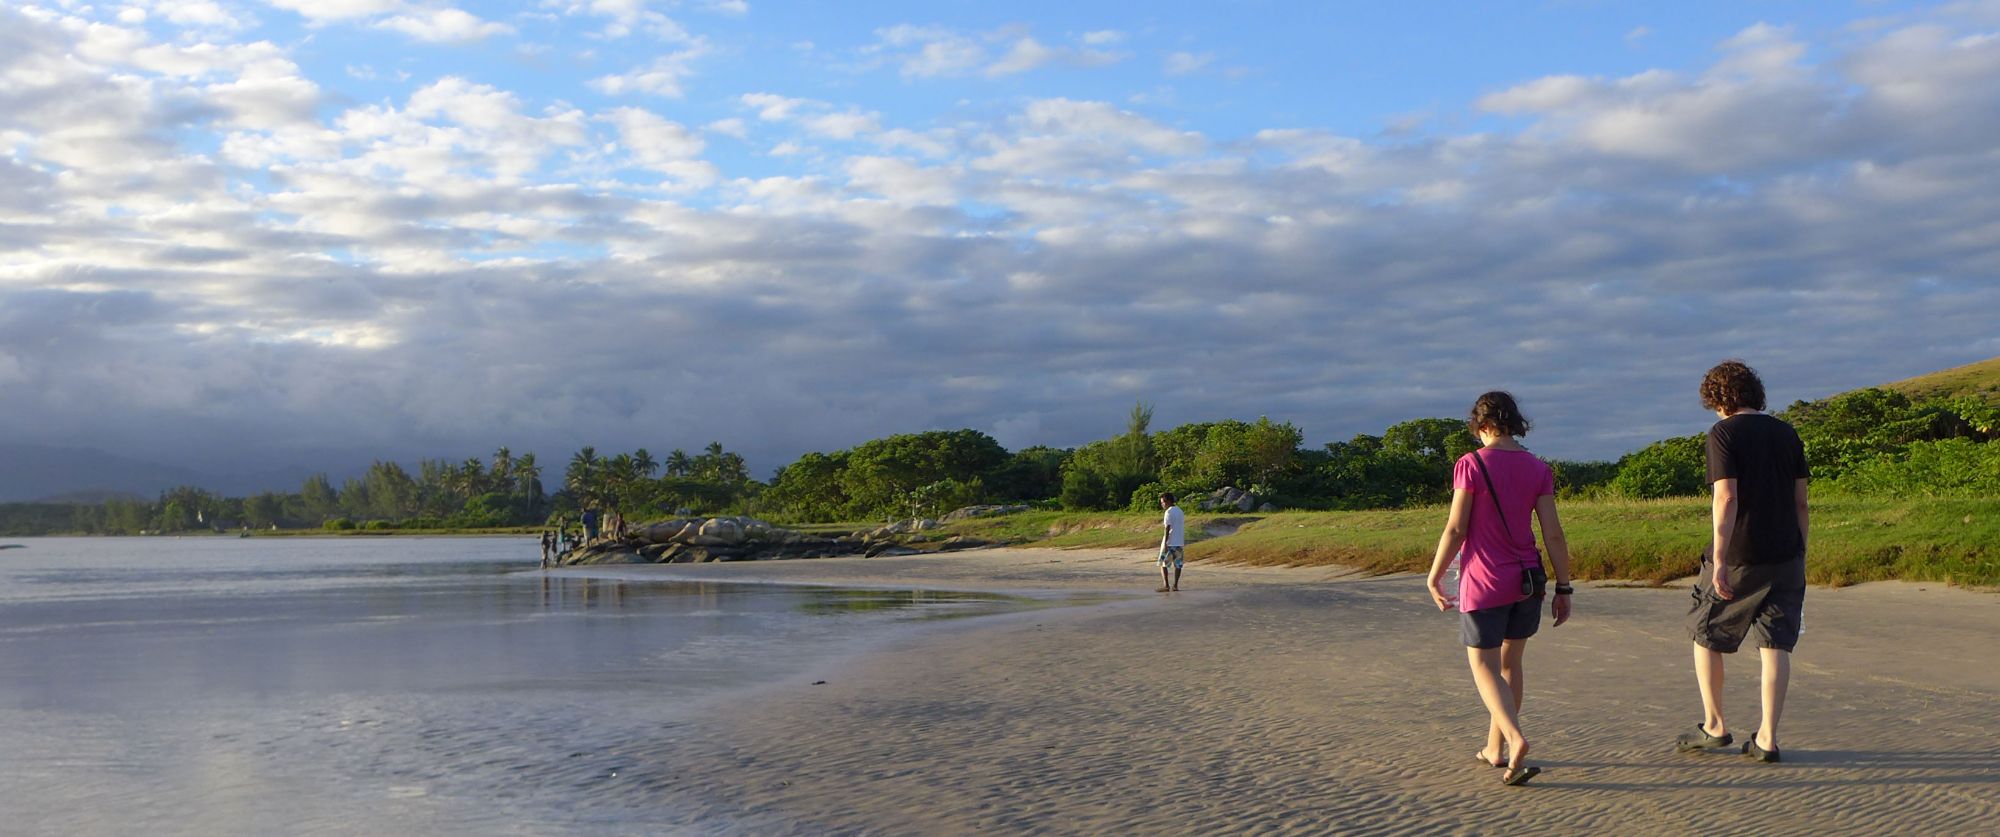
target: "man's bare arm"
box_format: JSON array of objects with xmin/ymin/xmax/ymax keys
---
[
  {"xmin": 1711, "ymin": 478, "xmax": 1739, "ymax": 599},
  {"xmin": 1794, "ymin": 477, "xmax": 1810, "ymax": 554}
]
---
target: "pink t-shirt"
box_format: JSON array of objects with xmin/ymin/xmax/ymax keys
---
[{"xmin": 1453, "ymin": 448, "xmax": 1555, "ymax": 612}]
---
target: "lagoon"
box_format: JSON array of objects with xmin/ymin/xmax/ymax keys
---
[{"xmin": 0, "ymin": 536, "xmax": 1022, "ymax": 835}]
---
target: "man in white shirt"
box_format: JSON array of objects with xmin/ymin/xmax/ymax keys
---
[{"xmin": 1159, "ymin": 493, "xmax": 1186, "ymax": 592}]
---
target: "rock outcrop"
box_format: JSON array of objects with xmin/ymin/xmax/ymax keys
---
[
  {"xmin": 1197, "ymin": 486, "xmax": 1260, "ymax": 512},
  {"xmin": 555, "ymin": 513, "xmax": 1005, "ymax": 567},
  {"xmin": 941, "ymin": 504, "xmax": 1032, "ymax": 521}
]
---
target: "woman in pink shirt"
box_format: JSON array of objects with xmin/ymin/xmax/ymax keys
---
[{"xmin": 1425, "ymin": 391, "xmax": 1576, "ymax": 786}]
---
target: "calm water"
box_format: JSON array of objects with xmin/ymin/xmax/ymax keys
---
[{"xmin": 0, "ymin": 537, "xmax": 1026, "ymax": 835}]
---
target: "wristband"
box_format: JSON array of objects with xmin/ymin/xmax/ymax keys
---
[{"xmin": 1553, "ymin": 585, "xmax": 1575, "ymax": 595}]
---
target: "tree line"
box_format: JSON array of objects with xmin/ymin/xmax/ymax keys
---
[{"xmin": 1, "ymin": 387, "xmax": 1993, "ymax": 536}]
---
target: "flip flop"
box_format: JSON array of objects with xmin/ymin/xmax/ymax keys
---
[
  {"xmin": 1502, "ymin": 765, "xmax": 1541, "ymax": 786},
  {"xmin": 1743, "ymin": 739, "xmax": 1781, "ymax": 763},
  {"xmin": 1676, "ymin": 724, "xmax": 1733, "ymax": 752},
  {"xmin": 1474, "ymin": 753, "xmax": 1506, "ymax": 769}
]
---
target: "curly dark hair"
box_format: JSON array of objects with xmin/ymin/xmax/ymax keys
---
[
  {"xmin": 1468, "ymin": 391, "xmax": 1531, "ymax": 437},
  {"xmin": 1700, "ymin": 360, "xmax": 1766, "ymax": 413}
]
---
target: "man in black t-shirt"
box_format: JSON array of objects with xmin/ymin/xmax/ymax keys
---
[{"xmin": 1675, "ymin": 361, "xmax": 1810, "ymax": 764}]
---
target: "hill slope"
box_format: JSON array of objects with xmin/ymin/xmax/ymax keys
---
[{"xmin": 1881, "ymin": 355, "xmax": 2000, "ymax": 403}]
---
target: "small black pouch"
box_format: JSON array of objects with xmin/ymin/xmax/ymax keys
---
[{"xmin": 1522, "ymin": 565, "xmax": 1548, "ymax": 598}]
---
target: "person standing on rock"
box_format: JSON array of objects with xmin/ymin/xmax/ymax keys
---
[
  {"xmin": 1424, "ymin": 391, "xmax": 1574, "ymax": 787},
  {"xmin": 540, "ymin": 530, "xmax": 553, "ymax": 568},
  {"xmin": 1158, "ymin": 493, "xmax": 1185, "ymax": 592},
  {"xmin": 1676, "ymin": 360, "xmax": 1810, "ymax": 764}
]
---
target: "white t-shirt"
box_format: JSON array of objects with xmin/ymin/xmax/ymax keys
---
[{"xmin": 1162, "ymin": 506, "xmax": 1186, "ymax": 547}]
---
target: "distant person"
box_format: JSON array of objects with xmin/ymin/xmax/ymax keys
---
[
  {"xmin": 1424, "ymin": 391, "xmax": 1575, "ymax": 787},
  {"xmin": 1677, "ymin": 360, "xmax": 1810, "ymax": 763},
  {"xmin": 1157, "ymin": 493, "xmax": 1185, "ymax": 592},
  {"xmin": 540, "ymin": 531, "xmax": 554, "ymax": 568},
  {"xmin": 581, "ymin": 507, "xmax": 600, "ymax": 543}
]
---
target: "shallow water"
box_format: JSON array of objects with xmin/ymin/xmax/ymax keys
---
[{"xmin": 0, "ymin": 537, "xmax": 1024, "ymax": 835}]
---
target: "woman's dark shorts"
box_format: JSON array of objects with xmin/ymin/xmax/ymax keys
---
[
  {"xmin": 1687, "ymin": 554, "xmax": 1806, "ymax": 653},
  {"xmin": 1461, "ymin": 595, "xmax": 1543, "ymax": 649}
]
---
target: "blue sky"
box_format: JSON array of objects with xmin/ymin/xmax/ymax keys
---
[{"xmin": 2, "ymin": 0, "xmax": 1998, "ymax": 479}]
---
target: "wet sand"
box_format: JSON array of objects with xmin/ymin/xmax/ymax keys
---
[{"xmin": 569, "ymin": 548, "xmax": 2000, "ymax": 834}]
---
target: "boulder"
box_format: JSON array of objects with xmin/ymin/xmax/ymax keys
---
[
  {"xmin": 1257, "ymin": 502, "xmax": 1277, "ymax": 513},
  {"xmin": 632, "ymin": 520, "xmax": 685, "ymax": 544},
  {"xmin": 693, "ymin": 517, "xmax": 744, "ymax": 546},
  {"xmin": 865, "ymin": 543, "xmax": 923, "ymax": 558},
  {"xmin": 937, "ymin": 536, "xmax": 992, "ymax": 552},
  {"xmin": 942, "ymin": 504, "xmax": 1031, "ymax": 521}
]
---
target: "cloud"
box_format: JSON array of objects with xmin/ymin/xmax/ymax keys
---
[
  {"xmin": 375, "ymin": 7, "xmax": 513, "ymax": 42},
  {"xmin": 869, "ymin": 25, "xmax": 1125, "ymax": 78},
  {"xmin": 986, "ymin": 36, "xmax": 1124, "ymax": 76},
  {"xmin": 544, "ymin": 0, "xmax": 691, "ymax": 39},
  {"xmin": 588, "ymin": 44, "xmax": 708, "ymax": 97},
  {"xmin": 4, "ymin": 5, "xmax": 2000, "ymax": 482},
  {"xmin": 1162, "ymin": 51, "xmax": 1213, "ymax": 76}
]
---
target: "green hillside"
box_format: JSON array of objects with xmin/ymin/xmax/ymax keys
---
[{"xmin": 1882, "ymin": 356, "xmax": 2000, "ymax": 403}]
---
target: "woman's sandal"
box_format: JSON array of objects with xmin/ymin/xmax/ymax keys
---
[
  {"xmin": 1742, "ymin": 739, "xmax": 1781, "ymax": 763},
  {"xmin": 1676, "ymin": 724, "xmax": 1733, "ymax": 752},
  {"xmin": 1502, "ymin": 765, "xmax": 1541, "ymax": 786}
]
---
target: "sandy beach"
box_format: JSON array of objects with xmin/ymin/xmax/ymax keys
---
[{"xmin": 560, "ymin": 548, "xmax": 2000, "ymax": 835}]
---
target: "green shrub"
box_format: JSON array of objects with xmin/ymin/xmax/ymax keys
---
[
  {"xmin": 1827, "ymin": 438, "xmax": 2000, "ymax": 497},
  {"xmin": 322, "ymin": 518, "xmax": 355, "ymax": 531},
  {"xmin": 1059, "ymin": 468, "xmax": 1109, "ymax": 510},
  {"xmin": 1613, "ymin": 435, "xmax": 1706, "ymax": 498},
  {"xmin": 363, "ymin": 519, "xmax": 395, "ymax": 530}
]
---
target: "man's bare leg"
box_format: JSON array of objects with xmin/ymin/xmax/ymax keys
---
[
  {"xmin": 1159, "ymin": 565, "xmax": 1171, "ymax": 592},
  {"xmin": 1757, "ymin": 648, "xmax": 1790, "ymax": 751},
  {"xmin": 1468, "ymin": 646, "xmax": 1529, "ymax": 770},
  {"xmin": 1693, "ymin": 642, "xmax": 1728, "ymax": 739},
  {"xmin": 1171, "ymin": 565, "xmax": 1181, "ymax": 591}
]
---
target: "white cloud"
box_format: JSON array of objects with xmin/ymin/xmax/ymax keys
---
[
  {"xmin": 375, "ymin": 7, "xmax": 513, "ymax": 42},
  {"xmin": 1163, "ymin": 51, "xmax": 1212, "ymax": 76},
  {"xmin": 543, "ymin": 0, "xmax": 690, "ymax": 40},
  {"xmin": 741, "ymin": 92, "xmax": 812, "ymax": 120},
  {"xmin": 871, "ymin": 26, "xmax": 1125, "ymax": 78},
  {"xmin": 262, "ymin": 0, "xmax": 403, "ymax": 23},
  {"xmin": 588, "ymin": 45, "xmax": 707, "ymax": 97}
]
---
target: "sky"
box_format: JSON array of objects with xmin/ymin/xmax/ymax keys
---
[{"xmin": 3, "ymin": 0, "xmax": 1999, "ymax": 480}]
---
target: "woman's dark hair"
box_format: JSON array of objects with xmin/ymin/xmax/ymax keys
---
[
  {"xmin": 1700, "ymin": 360, "xmax": 1766, "ymax": 413},
  {"xmin": 1468, "ymin": 391, "xmax": 1531, "ymax": 437}
]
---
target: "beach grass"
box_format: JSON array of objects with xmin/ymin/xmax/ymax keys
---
[{"xmin": 926, "ymin": 498, "xmax": 2000, "ymax": 588}]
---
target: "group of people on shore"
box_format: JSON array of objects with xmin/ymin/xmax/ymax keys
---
[
  {"xmin": 537, "ymin": 505, "xmax": 630, "ymax": 568},
  {"xmin": 1156, "ymin": 360, "xmax": 1811, "ymax": 787}
]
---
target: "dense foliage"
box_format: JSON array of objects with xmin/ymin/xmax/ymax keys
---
[{"xmin": 2, "ymin": 386, "xmax": 1993, "ymax": 536}]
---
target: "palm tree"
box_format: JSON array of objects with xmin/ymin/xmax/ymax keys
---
[
  {"xmin": 567, "ymin": 447, "xmax": 600, "ymax": 500},
  {"xmin": 633, "ymin": 448, "xmax": 658, "ymax": 478},
  {"xmin": 491, "ymin": 446, "xmax": 515, "ymax": 494},
  {"xmin": 514, "ymin": 452, "xmax": 541, "ymax": 497},
  {"xmin": 666, "ymin": 448, "xmax": 692, "ymax": 478}
]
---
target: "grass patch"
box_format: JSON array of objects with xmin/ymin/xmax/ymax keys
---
[{"xmin": 917, "ymin": 498, "xmax": 1999, "ymax": 588}]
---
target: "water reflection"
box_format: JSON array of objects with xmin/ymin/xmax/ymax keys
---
[{"xmin": 0, "ymin": 538, "xmax": 1049, "ymax": 834}]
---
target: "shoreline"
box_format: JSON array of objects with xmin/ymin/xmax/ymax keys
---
[{"xmin": 589, "ymin": 546, "xmax": 2000, "ymax": 833}]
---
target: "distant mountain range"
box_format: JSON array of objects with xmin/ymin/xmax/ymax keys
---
[{"xmin": 0, "ymin": 444, "xmax": 325, "ymax": 503}]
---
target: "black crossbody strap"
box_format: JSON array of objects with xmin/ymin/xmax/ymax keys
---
[{"xmin": 1470, "ymin": 450, "xmax": 1510, "ymax": 537}]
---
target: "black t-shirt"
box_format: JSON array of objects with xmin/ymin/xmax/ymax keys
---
[{"xmin": 1706, "ymin": 413, "xmax": 1810, "ymax": 565}]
